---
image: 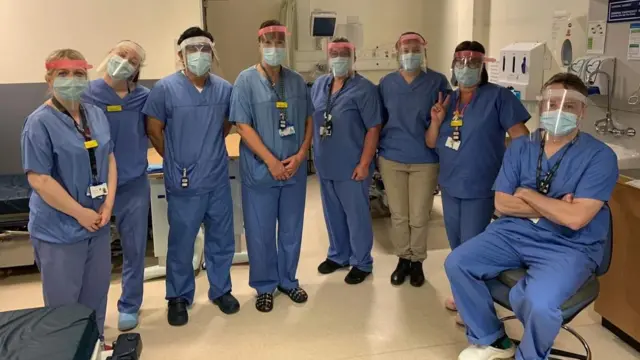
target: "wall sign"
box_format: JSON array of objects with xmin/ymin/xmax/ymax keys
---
[{"xmin": 609, "ymin": 0, "xmax": 640, "ymax": 23}]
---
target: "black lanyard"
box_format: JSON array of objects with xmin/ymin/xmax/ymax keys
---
[
  {"xmin": 259, "ymin": 64, "xmax": 287, "ymax": 131},
  {"xmin": 52, "ymin": 97, "xmax": 99, "ymax": 185},
  {"xmin": 322, "ymin": 76, "xmax": 350, "ymax": 134},
  {"xmin": 536, "ymin": 131, "xmax": 579, "ymax": 195}
]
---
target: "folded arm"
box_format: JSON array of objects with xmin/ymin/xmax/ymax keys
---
[
  {"xmin": 495, "ymin": 191, "xmax": 541, "ymax": 218},
  {"xmin": 516, "ymin": 188, "xmax": 604, "ymax": 230}
]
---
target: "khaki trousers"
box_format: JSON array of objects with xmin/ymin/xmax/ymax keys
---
[{"xmin": 378, "ymin": 156, "xmax": 439, "ymax": 262}]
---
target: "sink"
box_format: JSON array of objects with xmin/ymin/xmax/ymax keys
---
[{"xmin": 606, "ymin": 143, "xmax": 640, "ymax": 170}]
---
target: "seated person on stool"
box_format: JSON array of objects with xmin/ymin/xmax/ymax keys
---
[{"xmin": 444, "ymin": 72, "xmax": 619, "ymax": 360}]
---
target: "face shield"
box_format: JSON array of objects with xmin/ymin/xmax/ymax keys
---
[
  {"xmin": 451, "ymin": 50, "xmax": 495, "ymax": 87},
  {"xmin": 258, "ymin": 25, "xmax": 289, "ymax": 67},
  {"xmin": 327, "ymin": 42, "xmax": 355, "ymax": 78},
  {"xmin": 46, "ymin": 59, "xmax": 93, "ymax": 108},
  {"xmin": 178, "ymin": 36, "xmax": 215, "ymax": 77},
  {"xmin": 534, "ymin": 88, "xmax": 586, "ymax": 142},
  {"xmin": 396, "ymin": 34, "xmax": 427, "ymax": 72},
  {"xmin": 97, "ymin": 41, "xmax": 146, "ymax": 82}
]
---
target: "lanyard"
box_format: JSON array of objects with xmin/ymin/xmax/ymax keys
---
[
  {"xmin": 258, "ymin": 64, "xmax": 288, "ymax": 131},
  {"xmin": 322, "ymin": 76, "xmax": 350, "ymax": 132},
  {"xmin": 451, "ymin": 91, "xmax": 473, "ymax": 142},
  {"xmin": 52, "ymin": 97, "xmax": 99, "ymax": 185},
  {"xmin": 536, "ymin": 131, "xmax": 579, "ymax": 195}
]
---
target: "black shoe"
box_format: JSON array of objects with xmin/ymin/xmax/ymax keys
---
[
  {"xmin": 278, "ymin": 286, "xmax": 309, "ymax": 304},
  {"xmin": 345, "ymin": 267, "xmax": 371, "ymax": 285},
  {"xmin": 317, "ymin": 259, "xmax": 348, "ymax": 274},
  {"xmin": 410, "ymin": 261, "xmax": 425, "ymax": 287},
  {"xmin": 255, "ymin": 293, "xmax": 274, "ymax": 313},
  {"xmin": 212, "ymin": 292, "xmax": 240, "ymax": 315},
  {"xmin": 167, "ymin": 299, "xmax": 189, "ymax": 326},
  {"xmin": 390, "ymin": 258, "xmax": 411, "ymax": 286}
]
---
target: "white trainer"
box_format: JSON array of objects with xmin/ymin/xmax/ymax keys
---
[{"xmin": 458, "ymin": 344, "xmax": 516, "ymax": 360}]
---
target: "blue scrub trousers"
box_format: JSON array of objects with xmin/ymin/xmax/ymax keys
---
[
  {"xmin": 32, "ymin": 234, "xmax": 112, "ymax": 337},
  {"xmin": 441, "ymin": 188, "xmax": 495, "ymax": 250},
  {"xmin": 113, "ymin": 175, "xmax": 150, "ymax": 315},
  {"xmin": 320, "ymin": 178, "xmax": 374, "ymax": 272},
  {"xmin": 166, "ymin": 182, "xmax": 235, "ymax": 304},
  {"xmin": 242, "ymin": 180, "xmax": 307, "ymax": 294},
  {"xmin": 444, "ymin": 228, "xmax": 596, "ymax": 360}
]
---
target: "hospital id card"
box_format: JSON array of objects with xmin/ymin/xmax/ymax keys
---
[
  {"xmin": 88, "ymin": 183, "xmax": 108, "ymax": 199},
  {"xmin": 445, "ymin": 136, "xmax": 460, "ymax": 151},
  {"xmin": 279, "ymin": 126, "xmax": 296, "ymax": 137}
]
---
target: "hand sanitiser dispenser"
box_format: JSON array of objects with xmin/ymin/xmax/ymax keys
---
[{"xmin": 497, "ymin": 42, "xmax": 546, "ymax": 101}]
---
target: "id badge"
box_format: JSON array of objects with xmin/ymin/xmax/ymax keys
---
[
  {"xmin": 84, "ymin": 140, "xmax": 98, "ymax": 149},
  {"xmin": 445, "ymin": 136, "xmax": 460, "ymax": 151},
  {"xmin": 279, "ymin": 125, "xmax": 296, "ymax": 137},
  {"xmin": 88, "ymin": 183, "xmax": 108, "ymax": 199},
  {"xmin": 276, "ymin": 101, "xmax": 288, "ymax": 109},
  {"xmin": 181, "ymin": 168, "xmax": 189, "ymax": 189},
  {"xmin": 320, "ymin": 126, "xmax": 333, "ymax": 137},
  {"xmin": 107, "ymin": 105, "xmax": 123, "ymax": 112}
]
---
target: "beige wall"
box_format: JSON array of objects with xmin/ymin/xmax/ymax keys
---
[{"xmin": 0, "ymin": 0, "xmax": 203, "ymax": 84}]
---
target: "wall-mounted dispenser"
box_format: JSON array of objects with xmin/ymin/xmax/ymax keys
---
[
  {"xmin": 568, "ymin": 56, "xmax": 616, "ymax": 96},
  {"xmin": 497, "ymin": 42, "xmax": 546, "ymax": 101}
]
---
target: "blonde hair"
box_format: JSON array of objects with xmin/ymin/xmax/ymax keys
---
[{"xmin": 45, "ymin": 48, "xmax": 86, "ymax": 78}]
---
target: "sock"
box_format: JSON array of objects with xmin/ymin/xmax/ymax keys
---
[{"xmin": 491, "ymin": 336, "xmax": 513, "ymax": 350}]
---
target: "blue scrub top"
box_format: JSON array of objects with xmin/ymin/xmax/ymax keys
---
[
  {"xmin": 142, "ymin": 72, "xmax": 232, "ymax": 196},
  {"xmin": 310, "ymin": 73, "xmax": 383, "ymax": 181},
  {"xmin": 492, "ymin": 133, "xmax": 619, "ymax": 265},
  {"xmin": 378, "ymin": 70, "xmax": 450, "ymax": 164},
  {"xmin": 83, "ymin": 79, "xmax": 150, "ymax": 186},
  {"xmin": 21, "ymin": 103, "xmax": 113, "ymax": 244},
  {"xmin": 230, "ymin": 66, "xmax": 312, "ymax": 188},
  {"xmin": 436, "ymin": 83, "xmax": 530, "ymax": 198}
]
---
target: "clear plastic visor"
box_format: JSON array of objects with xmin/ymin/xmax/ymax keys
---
[
  {"xmin": 397, "ymin": 34, "xmax": 426, "ymax": 55},
  {"xmin": 453, "ymin": 51, "xmax": 495, "ymax": 69},
  {"xmin": 258, "ymin": 26, "xmax": 289, "ymax": 47},
  {"xmin": 535, "ymin": 89, "xmax": 587, "ymax": 141}
]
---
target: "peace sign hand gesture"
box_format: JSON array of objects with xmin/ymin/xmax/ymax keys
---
[{"xmin": 430, "ymin": 92, "xmax": 451, "ymax": 125}]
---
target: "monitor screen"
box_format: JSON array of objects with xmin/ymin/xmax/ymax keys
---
[{"xmin": 312, "ymin": 17, "xmax": 336, "ymax": 37}]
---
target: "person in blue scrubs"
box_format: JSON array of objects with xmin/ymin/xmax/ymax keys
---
[
  {"xmin": 21, "ymin": 49, "xmax": 117, "ymax": 345},
  {"xmin": 231, "ymin": 20, "xmax": 313, "ymax": 312},
  {"xmin": 144, "ymin": 27, "xmax": 239, "ymax": 326},
  {"xmin": 426, "ymin": 41, "xmax": 530, "ymax": 319},
  {"xmin": 378, "ymin": 32, "xmax": 450, "ymax": 287},
  {"xmin": 445, "ymin": 73, "xmax": 618, "ymax": 360},
  {"xmin": 83, "ymin": 41, "xmax": 149, "ymax": 331},
  {"xmin": 311, "ymin": 38, "xmax": 383, "ymax": 285}
]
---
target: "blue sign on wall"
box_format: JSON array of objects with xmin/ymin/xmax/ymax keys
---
[{"xmin": 609, "ymin": 0, "xmax": 640, "ymax": 23}]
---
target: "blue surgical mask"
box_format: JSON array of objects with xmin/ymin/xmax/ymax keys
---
[
  {"xmin": 454, "ymin": 66, "xmax": 481, "ymax": 87},
  {"xmin": 540, "ymin": 111, "xmax": 578, "ymax": 136},
  {"xmin": 330, "ymin": 57, "xmax": 351, "ymax": 77},
  {"xmin": 186, "ymin": 52, "xmax": 212, "ymax": 76},
  {"xmin": 400, "ymin": 53, "xmax": 423, "ymax": 71},
  {"xmin": 53, "ymin": 76, "xmax": 89, "ymax": 101},
  {"xmin": 262, "ymin": 47, "xmax": 286, "ymax": 67},
  {"xmin": 107, "ymin": 55, "xmax": 136, "ymax": 80}
]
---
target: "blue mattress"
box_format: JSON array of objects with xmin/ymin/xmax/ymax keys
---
[{"xmin": 0, "ymin": 175, "xmax": 30, "ymax": 216}]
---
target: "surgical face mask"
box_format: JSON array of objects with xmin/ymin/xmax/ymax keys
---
[
  {"xmin": 400, "ymin": 53, "xmax": 423, "ymax": 72},
  {"xmin": 262, "ymin": 47, "xmax": 286, "ymax": 67},
  {"xmin": 540, "ymin": 110, "xmax": 579, "ymax": 136},
  {"xmin": 186, "ymin": 52, "xmax": 212, "ymax": 76},
  {"xmin": 330, "ymin": 57, "xmax": 351, "ymax": 77},
  {"xmin": 53, "ymin": 76, "xmax": 89, "ymax": 101},
  {"xmin": 454, "ymin": 66, "xmax": 481, "ymax": 87},
  {"xmin": 107, "ymin": 55, "xmax": 136, "ymax": 80}
]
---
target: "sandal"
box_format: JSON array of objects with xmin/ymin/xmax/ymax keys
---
[
  {"xmin": 278, "ymin": 286, "xmax": 308, "ymax": 304},
  {"xmin": 255, "ymin": 293, "xmax": 274, "ymax": 313}
]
